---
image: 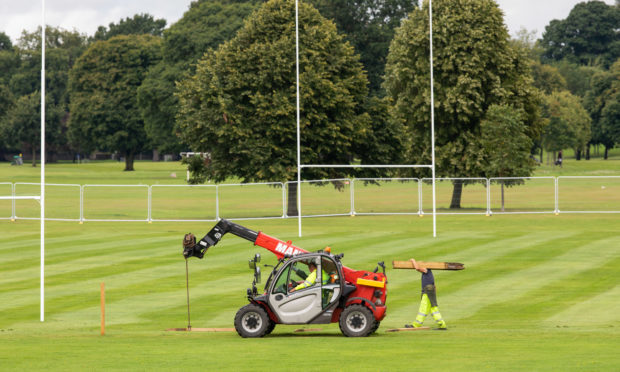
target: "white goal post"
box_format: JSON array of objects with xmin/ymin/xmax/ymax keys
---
[{"xmin": 294, "ymin": 0, "xmax": 438, "ymax": 237}]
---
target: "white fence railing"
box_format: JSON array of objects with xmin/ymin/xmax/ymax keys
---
[{"xmin": 0, "ymin": 177, "xmax": 619, "ymax": 222}]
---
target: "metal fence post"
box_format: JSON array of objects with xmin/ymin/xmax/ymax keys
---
[
  {"xmin": 215, "ymin": 185, "xmax": 220, "ymax": 221},
  {"xmin": 350, "ymin": 178, "xmax": 355, "ymax": 216},
  {"xmin": 418, "ymin": 178, "xmax": 423, "ymax": 216},
  {"xmin": 79, "ymin": 185, "xmax": 84, "ymax": 224},
  {"xmin": 555, "ymin": 177, "xmax": 559, "ymax": 215},
  {"xmin": 148, "ymin": 186, "xmax": 152, "ymax": 223},
  {"xmin": 486, "ymin": 178, "xmax": 491, "ymax": 216},
  {"xmin": 11, "ymin": 183, "xmax": 16, "ymax": 221},
  {"xmin": 281, "ymin": 182, "xmax": 286, "ymax": 218}
]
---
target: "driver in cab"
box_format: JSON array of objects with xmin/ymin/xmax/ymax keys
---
[{"xmin": 290, "ymin": 261, "xmax": 317, "ymax": 292}]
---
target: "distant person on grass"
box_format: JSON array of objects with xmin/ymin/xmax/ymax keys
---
[{"xmin": 405, "ymin": 258, "xmax": 447, "ymax": 330}]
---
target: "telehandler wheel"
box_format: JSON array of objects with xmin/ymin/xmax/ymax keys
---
[
  {"xmin": 339, "ymin": 304, "xmax": 376, "ymax": 337},
  {"xmin": 265, "ymin": 320, "xmax": 276, "ymax": 335},
  {"xmin": 370, "ymin": 321, "xmax": 381, "ymax": 334},
  {"xmin": 234, "ymin": 304, "xmax": 270, "ymax": 338}
]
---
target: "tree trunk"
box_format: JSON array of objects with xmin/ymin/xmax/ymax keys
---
[
  {"xmin": 152, "ymin": 149, "xmax": 160, "ymax": 162},
  {"xmin": 604, "ymin": 146, "xmax": 609, "ymax": 160},
  {"xmin": 32, "ymin": 146, "xmax": 37, "ymax": 167},
  {"xmin": 539, "ymin": 147, "xmax": 543, "ymax": 163},
  {"xmin": 287, "ymin": 182, "xmax": 299, "ymax": 216},
  {"xmin": 585, "ymin": 145, "xmax": 590, "ymax": 160},
  {"xmin": 124, "ymin": 152, "xmax": 135, "ymax": 171},
  {"xmin": 576, "ymin": 149, "xmax": 581, "ymax": 160},
  {"xmin": 449, "ymin": 180, "xmax": 463, "ymax": 209},
  {"xmin": 501, "ymin": 181, "xmax": 505, "ymax": 212}
]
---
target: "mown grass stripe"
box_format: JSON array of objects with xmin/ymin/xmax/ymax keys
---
[
  {"xmin": 383, "ymin": 232, "xmax": 577, "ymax": 323},
  {"xmin": 440, "ymin": 236, "xmax": 619, "ymax": 321},
  {"xmin": 465, "ymin": 254, "xmax": 620, "ymax": 326},
  {"xmin": 0, "ymin": 237, "xmax": 274, "ymax": 314},
  {"xmin": 545, "ymin": 284, "xmax": 620, "ymax": 326},
  {"xmin": 0, "ymin": 236, "xmax": 179, "ymax": 285}
]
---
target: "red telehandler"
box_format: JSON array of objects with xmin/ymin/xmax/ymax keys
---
[{"xmin": 182, "ymin": 219, "xmax": 387, "ymax": 337}]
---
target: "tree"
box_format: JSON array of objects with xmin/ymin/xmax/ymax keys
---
[
  {"xmin": 0, "ymin": 31, "xmax": 19, "ymax": 85},
  {"xmin": 510, "ymin": 27, "xmax": 544, "ymax": 61},
  {"xmin": 540, "ymin": 1, "xmax": 620, "ymax": 67},
  {"xmin": 137, "ymin": 0, "xmax": 260, "ymax": 158},
  {"xmin": 1, "ymin": 27, "xmax": 87, "ymax": 161},
  {"xmin": 480, "ymin": 105, "xmax": 535, "ymax": 211},
  {"xmin": 0, "ymin": 92, "xmax": 63, "ymax": 166},
  {"xmin": 309, "ymin": 0, "xmax": 417, "ymax": 96},
  {"xmin": 92, "ymin": 13, "xmax": 166, "ymax": 41},
  {"xmin": 68, "ymin": 35, "xmax": 162, "ymax": 171},
  {"xmin": 353, "ymin": 96, "xmax": 406, "ymax": 175},
  {"xmin": 541, "ymin": 91, "xmax": 591, "ymax": 161},
  {"xmin": 584, "ymin": 59, "xmax": 620, "ymax": 158},
  {"xmin": 177, "ymin": 0, "xmax": 385, "ymax": 215},
  {"xmin": 384, "ymin": 0, "xmax": 542, "ymax": 209},
  {"xmin": 553, "ymin": 60, "xmax": 602, "ymax": 98},
  {"xmin": 531, "ymin": 62, "xmax": 567, "ymax": 95},
  {"xmin": 0, "ymin": 32, "xmax": 19, "ymax": 160}
]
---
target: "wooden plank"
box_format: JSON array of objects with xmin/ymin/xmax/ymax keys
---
[
  {"xmin": 386, "ymin": 327, "xmax": 431, "ymax": 332},
  {"xmin": 166, "ymin": 328, "xmax": 235, "ymax": 332},
  {"xmin": 392, "ymin": 261, "xmax": 464, "ymax": 270}
]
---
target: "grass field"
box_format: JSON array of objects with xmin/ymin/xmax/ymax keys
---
[{"xmin": 0, "ymin": 157, "xmax": 619, "ymax": 371}]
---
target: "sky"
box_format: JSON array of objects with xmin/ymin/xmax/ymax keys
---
[{"xmin": 0, "ymin": 0, "xmax": 616, "ymax": 44}]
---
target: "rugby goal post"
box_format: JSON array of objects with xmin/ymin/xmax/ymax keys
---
[{"xmin": 293, "ymin": 0, "xmax": 438, "ymax": 237}]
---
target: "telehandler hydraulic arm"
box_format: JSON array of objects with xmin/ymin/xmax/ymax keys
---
[{"xmin": 182, "ymin": 219, "xmax": 308, "ymax": 260}]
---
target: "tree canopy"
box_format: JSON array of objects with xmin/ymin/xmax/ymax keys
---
[
  {"xmin": 0, "ymin": 27, "xmax": 87, "ymax": 162},
  {"xmin": 68, "ymin": 35, "xmax": 162, "ymax": 170},
  {"xmin": 309, "ymin": 0, "xmax": 417, "ymax": 96},
  {"xmin": 137, "ymin": 0, "xmax": 260, "ymax": 156},
  {"xmin": 0, "ymin": 92, "xmax": 64, "ymax": 166},
  {"xmin": 177, "ymin": 0, "xmax": 379, "ymax": 185},
  {"xmin": 584, "ymin": 59, "xmax": 620, "ymax": 158},
  {"xmin": 541, "ymin": 91, "xmax": 591, "ymax": 158},
  {"xmin": 92, "ymin": 13, "xmax": 167, "ymax": 41},
  {"xmin": 540, "ymin": 1, "xmax": 620, "ymax": 67},
  {"xmin": 480, "ymin": 104, "xmax": 535, "ymax": 211}
]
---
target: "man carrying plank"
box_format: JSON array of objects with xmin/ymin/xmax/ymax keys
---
[{"xmin": 404, "ymin": 258, "xmax": 447, "ymax": 330}]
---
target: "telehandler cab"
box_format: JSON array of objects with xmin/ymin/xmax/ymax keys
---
[{"xmin": 182, "ymin": 219, "xmax": 387, "ymax": 337}]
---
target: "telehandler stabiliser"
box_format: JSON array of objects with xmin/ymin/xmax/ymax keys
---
[{"xmin": 182, "ymin": 219, "xmax": 388, "ymax": 338}]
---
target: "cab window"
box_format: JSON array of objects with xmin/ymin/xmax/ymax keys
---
[
  {"xmin": 272, "ymin": 265, "xmax": 290, "ymax": 294},
  {"xmin": 321, "ymin": 256, "xmax": 340, "ymax": 308},
  {"xmin": 321, "ymin": 257, "xmax": 340, "ymax": 285}
]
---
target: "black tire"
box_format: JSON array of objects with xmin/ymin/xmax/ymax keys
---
[
  {"xmin": 234, "ymin": 304, "xmax": 270, "ymax": 338},
  {"xmin": 339, "ymin": 304, "xmax": 376, "ymax": 337},
  {"xmin": 265, "ymin": 320, "xmax": 276, "ymax": 335},
  {"xmin": 370, "ymin": 321, "xmax": 381, "ymax": 334}
]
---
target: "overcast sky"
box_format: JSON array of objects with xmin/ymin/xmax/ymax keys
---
[{"xmin": 0, "ymin": 0, "xmax": 616, "ymax": 44}]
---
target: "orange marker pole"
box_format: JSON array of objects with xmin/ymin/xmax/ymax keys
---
[{"xmin": 100, "ymin": 282, "xmax": 105, "ymax": 336}]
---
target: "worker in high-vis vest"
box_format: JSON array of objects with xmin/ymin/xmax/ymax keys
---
[
  {"xmin": 291, "ymin": 261, "xmax": 329, "ymax": 292},
  {"xmin": 291, "ymin": 261, "xmax": 318, "ymax": 292},
  {"xmin": 405, "ymin": 258, "xmax": 447, "ymax": 330}
]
